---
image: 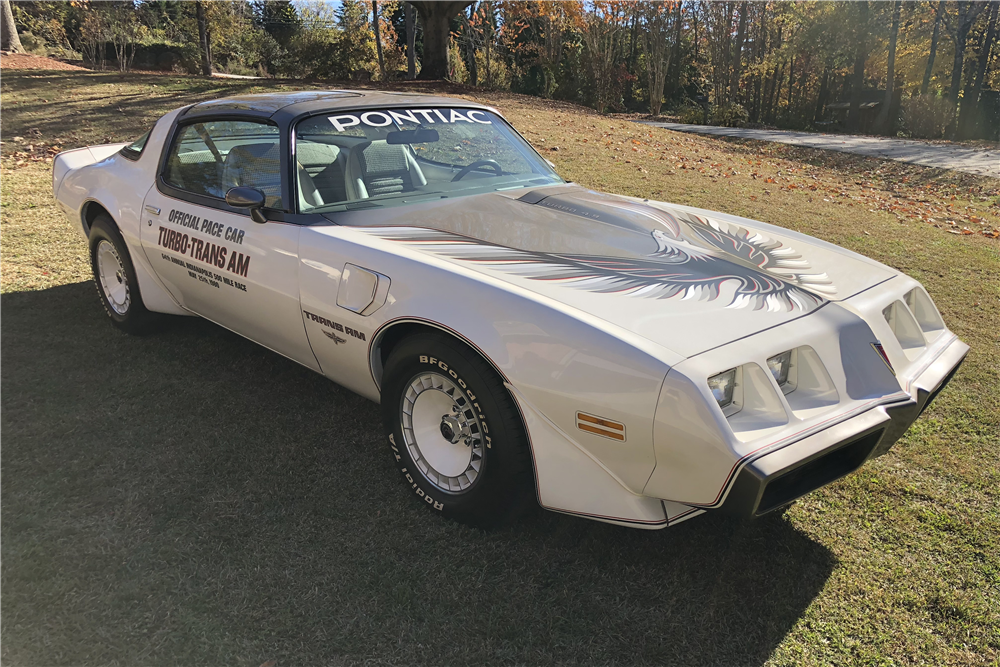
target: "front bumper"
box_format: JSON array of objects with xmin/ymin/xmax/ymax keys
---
[{"xmin": 720, "ymin": 336, "xmax": 968, "ymax": 517}]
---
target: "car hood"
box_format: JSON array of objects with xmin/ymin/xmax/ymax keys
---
[{"xmin": 333, "ymin": 185, "xmax": 897, "ymax": 357}]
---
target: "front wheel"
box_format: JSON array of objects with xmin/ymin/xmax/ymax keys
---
[
  {"xmin": 89, "ymin": 214, "xmax": 161, "ymax": 334},
  {"xmin": 381, "ymin": 333, "xmax": 534, "ymax": 528}
]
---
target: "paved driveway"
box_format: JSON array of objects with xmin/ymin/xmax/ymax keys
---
[{"xmin": 635, "ymin": 122, "xmax": 1000, "ymax": 178}]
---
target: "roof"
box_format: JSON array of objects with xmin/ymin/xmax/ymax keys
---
[{"xmin": 182, "ymin": 89, "xmax": 493, "ymax": 124}]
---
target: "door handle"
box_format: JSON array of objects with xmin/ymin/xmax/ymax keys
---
[{"xmin": 144, "ymin": 205, "xmax": 161, "ymax": 215}]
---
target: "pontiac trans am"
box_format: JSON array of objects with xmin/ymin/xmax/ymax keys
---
[{"xmin": 52, "ymin": 91, "xmax": 968, "ymax": 529}]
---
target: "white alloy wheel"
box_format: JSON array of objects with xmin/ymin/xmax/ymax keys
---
[
  {"xmin": 401, "ymin": 372, "xmax": 485, "ymax": 493},
  {"xmin": 96, "ymin": 239, "xmax": 131, "ymax": 315}
]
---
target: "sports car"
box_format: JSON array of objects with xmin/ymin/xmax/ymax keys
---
[{"xmin": 52, "ymin": 90, "xmax": 968, "ymax": 529}]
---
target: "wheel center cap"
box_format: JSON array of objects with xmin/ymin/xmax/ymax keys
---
[{"xmin": 440, "ymin": 414, "xmax": 464, "ymax": 444}]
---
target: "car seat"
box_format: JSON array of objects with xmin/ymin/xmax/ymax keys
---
[
  {"xmin": 345, "ymin": 140, "xmax": 427, "ymax": 200},
  {"xmin": 221, "ymin": 143, "xmax": 283, "ymax": 208}
]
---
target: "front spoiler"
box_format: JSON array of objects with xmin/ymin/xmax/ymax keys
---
[{"xmin": 720, "ymin": 337, "xmax": 969, "ymax": 517}]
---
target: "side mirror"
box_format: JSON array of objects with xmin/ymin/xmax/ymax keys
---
[{"xmin": 226, "ymin": 186, "xmax": 267, "ymax": 224}]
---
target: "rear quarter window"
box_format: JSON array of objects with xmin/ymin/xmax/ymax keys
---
[{"xmin": 119, "ymin": 130, "xmax": 151, "ymax": 161}]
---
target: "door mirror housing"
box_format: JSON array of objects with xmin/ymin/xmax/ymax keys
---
[{"xmin": 225, "ymin": 186, "xmax": 267, "ymax": 224}]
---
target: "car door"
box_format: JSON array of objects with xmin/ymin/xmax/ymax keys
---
[{"xmin": 140, "ymin": 117, "xmax": 320, "ymax": 372}]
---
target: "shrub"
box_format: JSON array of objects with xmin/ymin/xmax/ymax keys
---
[
  {"xmin": 677, "ymin": 101, "xmax": 706, "ymax": 124},
  {"xmin": 903, "ymin": 94, "xmax": 955, "ymax": 139},
  {"xmin": 774, "ymin": 110, "xmax": 811, "ymax": 131},
  {"xmin": 710, "ymin": 102, "xmax": 750, "ymax": 127},
  {"xmin": 474, "ymin": 49, "xmax": 511, "ymax": 90},
  {"xmin": 18, "ymin": 32, "xmax": 47, "ymax": 55}
]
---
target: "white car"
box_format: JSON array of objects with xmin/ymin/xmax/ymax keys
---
[{"xmin": 52, "ymin": 91, "xmax": 968, "ymax": 529}]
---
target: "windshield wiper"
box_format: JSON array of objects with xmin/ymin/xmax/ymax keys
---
[{"xmin": 345, "ymin": 201, "xmax": 384, "ymax": 210}]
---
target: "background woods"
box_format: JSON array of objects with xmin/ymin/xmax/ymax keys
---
[{"xmin": 4, "ymin": 0, "xmax": 999, "ymax": 139}]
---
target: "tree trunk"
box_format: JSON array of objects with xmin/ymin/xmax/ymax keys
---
[
  {"xmin": 957, "ymin": 0, "xmax": 998, "ymax": 138},
  {"xmin": 948, "ymin": 3, "xmax": 968, "ymax": 102},
  {"xmin": 405, "ymin": 2, "xmax": 416, "ymax": 79},
  {"xmin": 847, "ymin": 1, "xmax": 869, "ymax": 132},
  {"xmin": 484, "ymin": 2, "xmax": 492, "ymax": 88},
  {"xmin": 411, "ymin": 1, "xmax": 472, "ymax": 80},
  {"xmin": 946, "ymin": 2, "xmax": 985, "ymax": 137},
  {"xmin": 462, "ymin": 8, "xmax": 477, "ymax": 86},
  {"xmin": 922, "ymin": 0, "xmax": 945, "ymax": 94},
  {"xmin": 770, "ymin": 60, "xmax": 786, "ymax": 123},
  {"xmin": 196, "ymin": 1, "xmax": 212, "ymax": 76},
  {"xmin": 670, "ymin": 1, "xmax": 683, "ymax": 94},
  {"xmin": 371, "ymin": 2, "xmax": 385, "ymax": 78},
  {"xmin": 814, "ymin": 65, "xmax": 830, "ymax": 125},
  {"xmin": 948, "ymin": 1, "xmax": 985, "ymax": 102},
  {"xmin": 729, "ymin": 1, "xmax": 748, "ymax": 104},
  {"xmin": 1, "ymin": 0, "xmax": 23, "ymax": 53},
  {"xmin": 787, "ymin": 56, "xmax": 795, "ymax": 110},
  {"xmin": 877, "ymin": 0, "xmax": 901, "ymax": 134}
]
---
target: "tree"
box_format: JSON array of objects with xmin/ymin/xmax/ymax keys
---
[
  {"xmin": 729, "ymin": 1, "xmax": 749, "ymax": 103},
  {"xmin": 641, "ymin": 1, "xmax": 674, "ymax": 115},
  {"xmin": 405, "ymin": 1, "xmax": 416, "ymax": 79},
  {"xmin": 846, "ymin": 1, "xmax": 870, "ymax": 132},
  {"xmin": 195, "ymin": 0, "xmax": 212, "ymax": 75},
  {"xmin": 255, "ymin": 0, "xmax": 300, "ymax": 48},
  {"xmin": 373, "ymin": 1, "xmax": 385, "ymax": 79},
  {"xmin": 460, "ymin": 5, "xmax": 478, "ymax": 86},
  {"xmin": 922, "ymin": 0, "xmax": 946, "ymax": 94},
  {"xmin": 946, "ymin": 1, "xmax": 987, "ymax": 102},
  {"xmin": 1, "ymin": 0, "xmax": 23, "ymax": 53},
  {"xmin": 502, "ymin": 0, "xmax": 584, "ymax": 98},
  {"xmin": 877, "ymin": 0, "xmax": 902, "ymax": 135},
  {"xmin": 79, "ymin": 4, "xmax": 110, "ymax": 70},
  {"xmin": 410, "ymin": 1, "xmax": 473, "ymax": 79},
  {"xmin": 957, "ymin": 0, "xmax": 998, "ymax": 138},
  {"xmin": 333, "ymin": 0, "xmax": 376, "ymax": 79},
  {"xmin": 581, "ymin": 0, "xmax": 629, "ymax": 113}
]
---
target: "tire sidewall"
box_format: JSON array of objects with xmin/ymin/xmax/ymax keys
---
[
  {"xmin": 382, "ymin": 334, "xmax": 530, "ymax": 527},
  {"xmin": 89, "ymin": 216, "xmax": 142, "ymax": 328}
]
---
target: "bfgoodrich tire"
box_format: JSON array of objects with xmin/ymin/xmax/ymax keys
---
[
  {"xmin": 381, "ymin": 333, "xmax": 534, "ymax": 528},
  {"xmin": 89, "ymin": 214, "xmax": 160, "ymax": 335}
]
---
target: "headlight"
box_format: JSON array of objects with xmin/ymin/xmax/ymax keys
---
[
  {"xmin": 766, "ymin": 350, "xmax": 792, "ymax": 389},
  {"xmin": 707, "ymin": 368, "xmax": 737, "ymax": 409}
]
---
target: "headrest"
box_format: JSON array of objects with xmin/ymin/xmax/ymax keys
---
[
  {"xmin": 359, "ymin": 141, "xmax": 408, "ymax": 176},
  {"xmin": 297, "ymin": 142, "xmax": 341, "ymax": 168},
  {"xmin": 223, "ymin": 143, "xmax": 282, "ymax": 208}
]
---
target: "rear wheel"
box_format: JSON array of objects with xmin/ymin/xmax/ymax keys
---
[
  {"xmin": 381, "ymin": 333, "xmax": 534, "ymax": 528},
  {"xmin": 89, "ymin": 214, "xmax": 160, "ymax": 334}
]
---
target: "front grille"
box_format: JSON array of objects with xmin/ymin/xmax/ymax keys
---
[{"xmin": 757, "ymin": 429, "xmax": 884, "ymax": 515}]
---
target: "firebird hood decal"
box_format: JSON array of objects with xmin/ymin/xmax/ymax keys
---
[
  {"xmin": 372, "ymin": 192, "xmax": 836, "ymax": 314},
  {"xmin": 332, "ymin": 188, "xmax": 899, "ymax": 356}
]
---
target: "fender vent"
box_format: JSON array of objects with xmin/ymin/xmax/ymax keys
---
[{"xmin": 576, "ymin": 412, "xmax": 626, "ymax": 441}]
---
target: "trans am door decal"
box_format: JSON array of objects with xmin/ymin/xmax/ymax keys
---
[{"xmin": 373, "ymin": 206, "xmax": 837, "ymax": 313}]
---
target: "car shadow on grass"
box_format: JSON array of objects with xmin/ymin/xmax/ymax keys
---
[{"xmin": 1, "ymin": 282, "xmax": 835, "ymax": 667}]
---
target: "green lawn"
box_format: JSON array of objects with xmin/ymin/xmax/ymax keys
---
[{"xmin": 2, "ymin": 70, "xmax": 999, "ymax": 666}]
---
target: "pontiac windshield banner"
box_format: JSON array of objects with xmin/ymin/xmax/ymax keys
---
[{"xmin": 328, "ymin": 108, "xmax": 493, "ymax": 132}]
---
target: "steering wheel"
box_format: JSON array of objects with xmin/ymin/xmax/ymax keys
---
[{"xmin": 451, "ymin": 159, "xmax": 503, "ymax": 182}]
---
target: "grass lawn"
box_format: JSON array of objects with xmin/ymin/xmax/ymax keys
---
[{"xmin": 2, "ymin": 70, "xmax": 999, "ymax": 666}]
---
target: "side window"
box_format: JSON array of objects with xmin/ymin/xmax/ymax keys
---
[{"xmin": 162, "ymin": 120, "xmax": 283, "ymax": 209}]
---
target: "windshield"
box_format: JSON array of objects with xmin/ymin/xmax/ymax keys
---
[{"xmin": 293, "ymin": 108, "xmax": 563, "ymax": 213}]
